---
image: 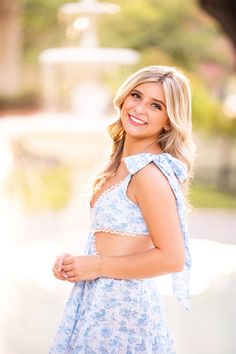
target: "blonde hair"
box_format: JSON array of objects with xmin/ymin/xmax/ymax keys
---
[{"xmin": 93, "ymin": 65, "xmax": 195, "ymax": 199}]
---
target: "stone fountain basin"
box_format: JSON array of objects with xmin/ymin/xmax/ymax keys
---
[
  {"xmin": 59, "ymin": 2, "xmax": 120, "ymax": 16},
  {"xmin": 0, "ymin": 113, "xmax": 112, "ymax": 164}
]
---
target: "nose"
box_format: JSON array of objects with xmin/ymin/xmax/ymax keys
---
[{"xmin": 134, "ymin": 102, "xmax": 146, "ymax": 115}]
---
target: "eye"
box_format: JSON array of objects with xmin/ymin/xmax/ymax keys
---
[
  {"xmin": 130, "ymin": 91, "xmax": 141, "ymax": 99},
  {"xmin": 151, "ymin": 102, "xmax": 162, "ymax": 110}
]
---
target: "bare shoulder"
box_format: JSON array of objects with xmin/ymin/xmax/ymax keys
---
[{"xmin": 133, "ymin": 162, "xmax": 171, "ymax": 192}]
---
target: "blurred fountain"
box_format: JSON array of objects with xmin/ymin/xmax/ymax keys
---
[
  {"xmin": 1, "ymin": 3, "xmax": 236, "ymax": 353},
  {"xmin": 39, "ymin": 0, "xmax": 139, "ymax": 120},
  {"xmin": 0, "ymin": 3, "xmax": 139, "ymax": 351}
]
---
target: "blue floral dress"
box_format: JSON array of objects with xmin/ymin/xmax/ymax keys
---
[{"xmin": 49, "ymin": 153, "xmax": 191, "ymax": 354}]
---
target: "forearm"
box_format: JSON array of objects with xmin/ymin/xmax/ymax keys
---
[{"xmin": 99, "ymin": 247, "xmax": 184, "ymax": 280}]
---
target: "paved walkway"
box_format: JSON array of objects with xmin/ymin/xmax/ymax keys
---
[
  {"xmin": 188, "ymin": 209, "xmax": 236, "ymax": 244},
  {"xmin": 0, "ymin": 205, "xmax": 235, "ymax": 354}
]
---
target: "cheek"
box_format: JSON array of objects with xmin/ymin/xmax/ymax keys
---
[
  {"xmin": 122, "ymin": 97, "xmax": 133, "ymax": 111},
  {"xmin": 158, "ymin": 112, "xmax": 169, "ymax": 125},
  {"xmin": 120, "ymin": 100, "xmax": 130, "ymax": 119},
  {"xmin": 120, "ymin": 106, "xmax": 125, "ymax": 120},
  {"xmin": 150, "ymin": 112, "xmax": 169, "ymax": 129}
]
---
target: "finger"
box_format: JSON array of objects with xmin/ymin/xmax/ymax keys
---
[
  {"xmin": 53, "ymin": 268, "xmax": 66, "ymax": 280},
  {"xmin": 63, "ymin": 257, "xmax": 73, "ymax": 265},
  {"xmin": 53, "ymin": 264, "xmax": 62, "ymax": 274},
  {"xmin": 68, "ymin": 276, "xmax": 77, "ymax": 283},
  {"xmin": 56, "ymin": 256, "xmax": 65, "ymax": 272},
  {"xmin": 56, "ymin": 253, "xmax": 71, "ymax": 272},
  {"xmin": 62, "ymin": 264, "xmax": 73, "ymax": 272},
  {"xmin": 54, "ymin": 273, "xmax": 66, "ymax": 281},
  {"xmin": 53, "ymin": 265, "xmax": 67, "ymax": 279},
  {"xmin": 66, "ymin": 270, "xmax": 76, "ymax": 278}
]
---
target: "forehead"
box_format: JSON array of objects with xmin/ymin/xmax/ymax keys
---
[{"xmin": 132, "ymin": 82, "xmax": 165, "ymax": 102}]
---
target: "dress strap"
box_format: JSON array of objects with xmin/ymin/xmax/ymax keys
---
[
  {"xmin": 124, "ymin": 152, "xmax": 191, "ymax": 310},
  {"xmin": 124, "ymin": 152, "xmax": 187, "ymax": 182}
]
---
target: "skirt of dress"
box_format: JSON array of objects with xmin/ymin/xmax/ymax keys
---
[{"xmin": 49, "ymin": 233, "xmax": 176, "ymax": 354}]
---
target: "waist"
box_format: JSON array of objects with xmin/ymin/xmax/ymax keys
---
[{"xmin": 94, "ymin": 231, "xmax": 154, "ymax": 257}]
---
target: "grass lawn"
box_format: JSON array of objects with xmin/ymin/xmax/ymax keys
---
[
  {"xmin": 7, "ymin": 163, "xmax": 236, "ymax": 211},
  {"xmin": 7, "ymin": 165, "xmax": 72, "ymax": 212},
  {"xmin": 190, "ymin": 182, "xmax": 236, "ymax": 209}
]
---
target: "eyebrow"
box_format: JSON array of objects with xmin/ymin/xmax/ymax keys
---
[{"xmin": 132, "ymin": 89, "xmax": 166, "ymax": 108}]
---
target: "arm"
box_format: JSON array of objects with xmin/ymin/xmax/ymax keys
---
[
  {"xmin": 63, "ymin": 163, "xmax": 185, "ymax": 282},
  {"xmin": 100, "ymin": 163, "xmax": 185, "ymax": 279}
]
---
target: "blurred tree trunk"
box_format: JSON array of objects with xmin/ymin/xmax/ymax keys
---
[{"xmin": 0, "ymin": 0, "xmax": 22, "ymax": 95}]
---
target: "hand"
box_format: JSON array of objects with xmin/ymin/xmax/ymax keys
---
[
  {"xmin": 52, "ymin": 253, "xmax": 71, "ymax": 281},
  {"xmin": 62, "ymin": 255, "xmax": 102, "ymax": 282}
]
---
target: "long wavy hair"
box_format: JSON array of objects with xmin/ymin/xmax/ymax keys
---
[{"xmin": 92, "ymin": 65, "xmax": 195, "ymax": 200}]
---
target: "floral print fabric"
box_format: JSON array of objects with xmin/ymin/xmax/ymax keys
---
[{"xmin": 49, "ymin": 152, "xmax": 191, "ymax": 353}]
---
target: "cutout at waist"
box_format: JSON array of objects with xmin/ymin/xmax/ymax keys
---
[{"xmin": 94, "ymin": 231, "xmax": 154, "ymax": 257}]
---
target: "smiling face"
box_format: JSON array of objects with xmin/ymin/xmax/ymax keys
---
[{"xmin": 120, "ymin": 82, "xmax": 169, "ymax": 144}]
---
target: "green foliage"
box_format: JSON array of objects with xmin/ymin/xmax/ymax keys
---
[
  {"xmin": 22, "ymin": 0, "xmax": 71, "ymax": 63},
  {"xmin": 21, "ymin": 0, "xmax": 235, "ymax": 137},
  {"xmin": 190, "ymin": 73, "xmax": 236, "ymax": 137},
  {"xmin": 190, "ymin": 182, "xmax": 236, "ymax": 209},
  {"xmin": 22, "ymin": 0, "xmax": 228, "ymax": 69},
  {"xmin": 7, "ymin": 164, "xmax": 72, "ymax": 212},
  {"xmin": 99, "ymin": 0, "xmax": 224, "ymax": 69},
  {"xmin": 190, "ymin": 73, "xmax": 222, "ymax": 131},
  {"xmin": 99, "ymin": 0, "xmax": 235, "ymax": 137}
]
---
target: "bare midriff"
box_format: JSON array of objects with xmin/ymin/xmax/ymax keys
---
[{"xmin": 94, "ymin": 231, "xmax": 155, "ymax": 257}]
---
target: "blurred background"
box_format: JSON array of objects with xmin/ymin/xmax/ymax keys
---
[{"xmin": 0, "ymin": 0, "xmax": 235, "ymax": 353}]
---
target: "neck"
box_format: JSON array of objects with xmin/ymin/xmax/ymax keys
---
[{"xmin": 121, "ymin": 136, "xmax": 162, "ymax": 158}]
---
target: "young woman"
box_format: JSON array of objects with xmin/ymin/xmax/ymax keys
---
[{"xmin": 50, "ymin": 65, "xmax": 195, "ymax": 353}]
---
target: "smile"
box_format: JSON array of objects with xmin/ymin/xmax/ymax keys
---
[{"xmin": 128, "ymin": 114, "xmax": 147, "ymax": 126}]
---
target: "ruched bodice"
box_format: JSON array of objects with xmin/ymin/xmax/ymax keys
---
[{"xmin": 91, "ymin": 174, "xmax": 149, "ymax": 236}]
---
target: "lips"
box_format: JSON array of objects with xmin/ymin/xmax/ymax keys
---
[{"xmin": 128, "ymin": 114, "xmax": 147, "ymax": 126}]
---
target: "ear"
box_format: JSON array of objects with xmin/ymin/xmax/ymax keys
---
[{"xmin": 163, "ymin": 123, "xmax": 170, "ymax": 132}]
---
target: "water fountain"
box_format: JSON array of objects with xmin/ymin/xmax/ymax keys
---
[
  {"xmin": 39, "ymin": 0, "xmax": 139, "ymax": 120},
  {"xmin": 1, "ymin": 2, "xmax": 236, "ymax": 353},
  {"xmin": 0, "ymin": 5, "xmax": 139, "ymax": 351}
]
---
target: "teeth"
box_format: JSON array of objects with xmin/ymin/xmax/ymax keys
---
[{"xmin": 129, "ymin": 115, "xmax": 146, "ymax": 125}]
